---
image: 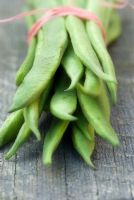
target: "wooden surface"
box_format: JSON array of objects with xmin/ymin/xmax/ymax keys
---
[{"xmin": 0, "ymin": 1, "xmax": 134, "ymax": 200}]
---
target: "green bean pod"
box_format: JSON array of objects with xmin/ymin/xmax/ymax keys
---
[
  {"xmin": 72, "ymin": 125, "xmax": 95, "ymax": 167},
  {"xmin": 66, "ymin": 16, "xmax": 116, "ymax": 83},
  {"xmin": 42, "ymin": 119, "xmax": 69, "ymax": 165},
  {"xmin": 9, "ymin": 17, "xmax": 68, "ymax": 112},
  {"xmin": 5, "ymin": 123, "xmax": 31, "ymax": 160},
  {"xmin": 62, "ymin": 44, "xmax": 84, "ymax": 90},
  {"xmin": 16, "ymin": 15, "xmax": 36, "ymax": 86},
  {"xmin": 78, "ymin": 69, "xmax": 102, "ymax": 96},
  {"xmin": 77, "ymin": 86, "xmax": 119, "ymax": 146},
  {"xmin": 23, "ymin": 83, "xmax": 52, "ymax": 140},
  {"xmin": 24, "ymin": 100, "xmax": 40, "ymax": 141},
  {"xmin": 5, "ymin": 83, "xmax": 52, "ymax": 159},
  {"xmin": 0, "ymin": 110, "xmax": 23, "ymax": 147},
  {"xmin": 50, "ymin": 75, "xmax": 77, "ymax": 121},
  {"xmin": 86, "ymin": 0, "xmax": 118, "ymax": 103}
]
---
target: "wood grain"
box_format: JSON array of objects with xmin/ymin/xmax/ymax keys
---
[{"xmin": 0, "ymin": 1, "xmax": 134, "ymax": 200}]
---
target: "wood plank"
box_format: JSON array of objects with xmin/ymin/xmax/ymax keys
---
[{"xmin": 0, "ymin": 1, "xmax": 134, "ymax": 200}]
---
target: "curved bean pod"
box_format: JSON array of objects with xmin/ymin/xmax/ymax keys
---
[
  {"xmin": 77, "ymin": 86, "xmax": 119, "ymax": 146},
  {"xmin": 5, "ymin": 84, "xmax": 52, "ymax": 158},
  {"xmin": 16, "ymin": 15, "xmax": 36, "ymax": 86},
  {"xmin": 24, "ymin": 101, "xmax": 40, "ymax": 141},
  {"xmin": 72, "ymin": 125, "xmax": 95, "ymax": 167},
  {"xmin": 86, "ymin": 0, "xmax": 118, "ymax": 103},
  {"xmin": 78, "ymin": 69, "xmax": 102, "ymax": 96},
  {"xmin": 42, "ymin": 119, "xmax": 69, "ymax": 165},
  {"xmin": 5, "ymin": 123, "xmax": 31, "ymax": 160},
  {"xmin": 0, "ymin": 110, "xmax": 23, "ymax": 147},
  {"xmin": 62, "ymin": 44, "xmax": 84, "ymax": 90},
  {"xmin": 50, "ymin": 75, "xmax": 77, "ymax": 121},
  {"xmin": 9, "ymin": 18, "xmax": 68, "ymax": 112},
  {"xmin": 86, "ymin": 22, "xmax": 117, "ymax": 103},
  {"xmin": 66, "ymin": 16, "xmax": 116, "ymax": 83},
  {"xmin": 23, "ymin": 83, "xmax": 52, "ymax": 140}
]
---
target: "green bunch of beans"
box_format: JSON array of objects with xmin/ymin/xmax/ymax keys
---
[{"xmin": 0, "ymin": 0, "xmax": 122, "ymax": 167}]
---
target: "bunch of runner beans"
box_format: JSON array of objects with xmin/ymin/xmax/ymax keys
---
[{"xmin": 0, "ymin": 0, "xmax": 122, "ymax": 167}]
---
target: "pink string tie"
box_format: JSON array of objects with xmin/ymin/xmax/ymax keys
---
[{"xmin": 0, "ymin": 6, "xmax": 106, "ymax": 42}]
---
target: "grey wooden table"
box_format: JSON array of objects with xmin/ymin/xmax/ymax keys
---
[{"xmin": 0, "ymin": 1, "xmax": 134, "ymax": 200}]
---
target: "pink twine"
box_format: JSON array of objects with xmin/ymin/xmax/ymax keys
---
[
  {"xmin": 0, "ymin": 8, "xmax": 48, "ymax": 23},
  {"xmin": 0, "ymin": 6, "xmax": 106, "ymax": 42},
  {"xmin": 100, "ymin": 0, "xmax": 134, "ymax": 9},
  {"xmin": 28, "ymin": 7, "xmax": 106, "ymax": 42}
]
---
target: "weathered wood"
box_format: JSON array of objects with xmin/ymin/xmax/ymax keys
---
[{"xmin": 0, "ymin": 1, "xmax": 134, "ymax": 200}]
